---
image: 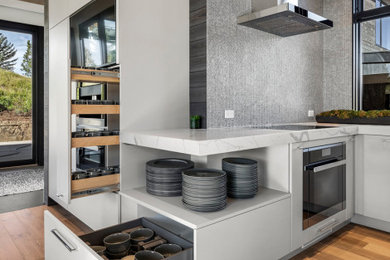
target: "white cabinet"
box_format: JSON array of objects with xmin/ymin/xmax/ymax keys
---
[
  {"xmin": 355, "ymin": 135, "xmax": 390, "ymax": 223},
  {"xmin": 45, "ymin": 211, "xmax": 101, "ymax": 260},
  {"xmin": 49, "ymin": 0, "xmax": 92, "ymax": 29},
  {"xmin": 49, "ymin": 19, "xmax": 71, "ymax": 207},
  {"xmin": 48, "ymin": 0, "xmax": 68, "ymax": 29},
  {"xmin": 68, "ymin": 0, "xmax": 92, "ymax": 17},
  {"xmin": 195, "ymin": 198, "xmax": 291, "ymax": 260}
]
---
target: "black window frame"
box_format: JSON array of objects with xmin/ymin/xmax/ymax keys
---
[
  {"xmin": 353, "ymin": 0, "xmax": 390, "ymax": 109},
  {"xmin": 0, "ymin": 20, "xmax": 44, "ymax": 168}
]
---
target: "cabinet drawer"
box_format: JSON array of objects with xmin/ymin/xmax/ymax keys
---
[
  {"xmin": 45, "ymin": 211, "xmax": 193, "ymax": 260},
  {"xmin": 45, "ymin": 211, "xmax": 100, "ymax": 260}
]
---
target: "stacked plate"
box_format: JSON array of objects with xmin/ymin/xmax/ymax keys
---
[
  {"xmin": 222, "ymin": 158, "xmax": 258, "ymax": 199},
  {"xmin": 182, "ymin": 169, "xmax": 227, "ymax": 212},
  {"xmin": 146, "ymin": 158, "xmax": 194, "ymax": 197}
]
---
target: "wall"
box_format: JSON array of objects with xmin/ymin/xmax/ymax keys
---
[
  {"xmin": 0, "ymin": 0, "xmax": 44, "ymax": 26},
  {"xmin": 206, "ymin": 0, "xmax": 352, "ymax": 128},
  {"xmin": 322, "ymin": 0, "xmax": 353, "ymax": 111}
]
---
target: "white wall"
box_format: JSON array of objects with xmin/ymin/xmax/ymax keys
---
[{"xmin": 0, "ymin": 0, "xmax": 44, "ymax": 26}]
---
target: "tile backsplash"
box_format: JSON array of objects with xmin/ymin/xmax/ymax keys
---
[{"xmin": 206, "ymin": 0, "xmax": 352, "ymax": 128}]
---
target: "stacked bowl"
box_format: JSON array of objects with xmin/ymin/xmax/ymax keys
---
[
  {"xmin": 182, "ymin": 169, "xmax": 227, "ymax": 212},
  {"xmin": 222, "ymin": 158, "xmax": 258, "ymax": 199},
  {"xmin": 146, "ymin": 158, "xmax": 194, "ymax": 197}
]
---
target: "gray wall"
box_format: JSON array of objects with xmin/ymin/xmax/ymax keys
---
[
  {"xmin": 206, "ymin": 0, "xmax": 352, "ymax": 128},
  {"xmin": 323, "ymin": 0, "xmax": 353, "ymax": 111}
]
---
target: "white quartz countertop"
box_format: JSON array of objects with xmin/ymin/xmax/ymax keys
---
[{"xmin": 121, "ymin": 123, "xmax": 363, "ymax": 156}]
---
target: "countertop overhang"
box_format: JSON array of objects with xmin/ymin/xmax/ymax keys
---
[{"xmin": 120, "ymin": 123, "xmax": 390, "ymax": 156}]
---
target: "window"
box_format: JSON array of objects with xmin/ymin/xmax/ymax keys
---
[{"xmin": 354, "ymin": 0, "xmax": 390, "ymax": 110}]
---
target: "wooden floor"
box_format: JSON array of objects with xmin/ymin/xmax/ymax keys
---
[
  {"xmin": 0, "ymin": 205, "xmax": 390, "ymax": 260},
  {"xmin": 292, "ymin": 224, "xmax": 390, "ymax": 259},
  {"xmin": 0, "ymin": 205, "xmax": 91, "ymax": 260}
]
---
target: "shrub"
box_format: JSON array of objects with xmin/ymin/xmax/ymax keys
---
[{"xmin": 0, "ymin": 68, "xmax": 32, "ymax": 113}]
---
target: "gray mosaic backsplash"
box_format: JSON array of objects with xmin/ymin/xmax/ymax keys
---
[{"xmin": 206, "ymin": 0, "xmax": 352, "ymax": 128}]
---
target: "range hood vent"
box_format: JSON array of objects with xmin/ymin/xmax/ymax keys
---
[{"xmin": 237, "ymin": 0, "xmax": 333, "ymax": 37}]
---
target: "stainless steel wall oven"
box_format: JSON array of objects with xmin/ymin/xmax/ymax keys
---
[{"xmin": 302, "ymin": 143, "xmax": 346, "ymax": 230}]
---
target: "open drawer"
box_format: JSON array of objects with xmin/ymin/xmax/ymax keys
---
[{"xmin": 44, "ymin": 210, "xmax": 193, "ymax": 260}]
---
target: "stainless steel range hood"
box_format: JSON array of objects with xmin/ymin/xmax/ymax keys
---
[{"xmin": 237, "ymin": 0, "xmax": 333, "ymax": 37}]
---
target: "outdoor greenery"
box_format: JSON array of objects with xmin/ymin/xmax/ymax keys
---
[
  {"xmin": 0, "ymin": 68, "xmax": 32, "ymax": 113},
  {"xmin": 0, "ymin": 33, "xmax": 17, "ymax": 71},
  {"xmin": 21, "ymin": 40, "xmax": 32, "ymax": 77},
  {"xmin": 317, "ymin": 110, "xmax": 390, "ymax": 119}
]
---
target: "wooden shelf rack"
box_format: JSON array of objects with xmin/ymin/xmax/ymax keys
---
[
  {"xmin": 71, "ymin": 174, "xmax": 120, "ymax": 194},
  {"xmin": 72, "ymin": 104, "xmax": 120, "ymax": 114},
  {"xmin": 71, "ymin": 136, "xmax": 120, "ymax": 148},
  {"xmin": 71, "ymin": 68, "xmax": 120, "ymax": 83}
]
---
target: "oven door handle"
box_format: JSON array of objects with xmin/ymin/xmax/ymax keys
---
[{"xmin": 307, "ymin": 160, "xmax": 346, "ymax": 173}]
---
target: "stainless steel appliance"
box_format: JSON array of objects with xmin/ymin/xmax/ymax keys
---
[
  {"xmin": 237, "ymin": 0, "xmax": 333, "ymax": 37},
  {"xmin": 302, "ymin": 143, "xmax": 346, "ymax": 230}
]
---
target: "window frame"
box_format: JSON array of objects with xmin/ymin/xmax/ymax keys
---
[
  {"xmin": 0, "ymin": 20, "xmax": 44, "ymax": 168},
  {"xmin": 353, "ymin": 0, "xmax": 390, "ymax": 109}
]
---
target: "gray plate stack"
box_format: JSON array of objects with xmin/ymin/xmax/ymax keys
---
[
  {"xmin": 222, "ymin": 158, "xmax": 258, "ymax": 199},
  {"xmin": 182, "ymin": 169, "xmax": 227, "ymax": 212},
  {"xmin": 146, "ymin": 158, "xmax": 194, "ymax": 197}
]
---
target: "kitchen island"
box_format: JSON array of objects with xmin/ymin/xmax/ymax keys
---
[{"xmin": 45, "ymin": 123, "xmax": 390, "ymax": 260}]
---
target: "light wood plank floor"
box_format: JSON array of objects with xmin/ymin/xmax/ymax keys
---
[
  {"xmin": 0, "ymin": 205, "xmax": 91, "ymax": 260},
  {"xmin": 0, "ymin": 205, "xmax": 390, "ymax": 259}
]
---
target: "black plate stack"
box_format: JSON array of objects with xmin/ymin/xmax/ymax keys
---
[
  {"xmin": 182, "ymin": 169, "xmax": 227, "ymax": 212},
  {"xmin": 222, "ymin": 158, "xmax": 258, "ymax": 199},
  {"xmin": 146, "ymin": 158, "xmax": 194, "ymax": 197}
]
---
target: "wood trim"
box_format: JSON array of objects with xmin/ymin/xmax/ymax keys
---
[
  {"xmin": 71, "ymin": 174, "xmax": 120, "ymax": 193},
  {"xmin": 71, "ymin": 105, "xmax": 120, "ymax": 114},
  {"xmin": 71, "ymin": 136, "xmax": 119, "ymax": 148},
  {"xmin": 71, "ymin": 68, "xmax": 120, "ymax": 83}
]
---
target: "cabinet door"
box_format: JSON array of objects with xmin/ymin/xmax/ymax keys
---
[
  {"xmin": 363, "ymin": 135, "xmax": 390, "ymax": 222},
  {"xmin": 49, "ymin": 19, "xmax": 71, "ymax": 206},
  {"xmin": 48, "ymin": 0, "xmax": 69, "ymax": 29},
  {"xmin": 195, "ymin": 198, "xmax": 291, "ymax": 260},
  {"xmin": 44, "ymin": 211, "xmax": 101, "ymax": 260}
]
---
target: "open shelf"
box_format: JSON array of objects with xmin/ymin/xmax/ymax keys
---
[
  {"xmin": 71, "ymin": 174, "xmax": 120, "ymax": 193},
  {"xmin": 71, "ymin": 68, "xmax": 120, "ymax": 83},
  {"xmin": 71, "ymin": 136, "xmax": 119, "ymax": 148},
  {"xmin": 120, "ymin": 186, "xmax": 290, "ymax": 229},
  {"xmin": 72, "ymin": 104, "xmax": 120, "ymax": 114}
]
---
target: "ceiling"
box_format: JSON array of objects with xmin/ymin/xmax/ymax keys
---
[{"xmin": 18, "ymin": 0, "xmax": 44, "ymax": 5}]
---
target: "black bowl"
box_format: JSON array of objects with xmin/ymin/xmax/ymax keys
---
[
  {"xmin": 134, "ymin": 250, "xmax": 164, "ymax": 260},
  {"xmin": 154, "ymin": 244, "xmax": 182, "ymax": 257},
  {"xmin": 129, "ymin": 228, "xmax": 154, "ymax": 244},
  {"xmin": 103, "ymin": 233, "xmax": 131, "ymax": 254}
]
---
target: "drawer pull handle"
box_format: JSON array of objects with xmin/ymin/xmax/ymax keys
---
[{"xmin": 51, "ymin": 229, "xmax": 76, "ymax": 252}]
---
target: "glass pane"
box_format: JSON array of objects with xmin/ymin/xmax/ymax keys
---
[
  {"xmin": 104, "ymin": 14, "xmax": 116, "ymax": 65},
  {"xmin": 361, "ymin": 18, "xmax": 390, "ymax": 110},
  {"xmin": 0, "ymin": 30, "xmax": 33, "ymax": 163},
  {"xmin": 83, "ymin": 22, "xmax": 102, "ymax": 67},
  {"xmin": 364, "ymin": 0, "xmax": 390, "ymax": 11}
]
